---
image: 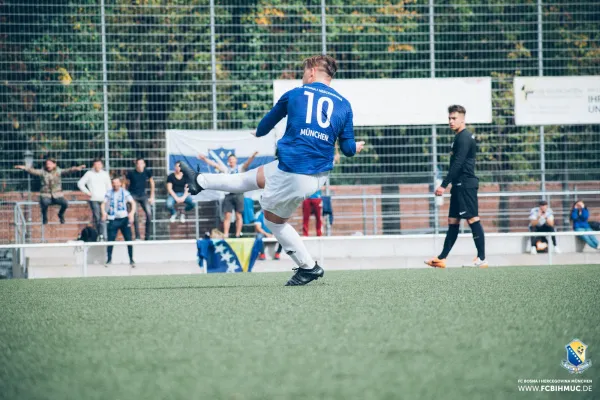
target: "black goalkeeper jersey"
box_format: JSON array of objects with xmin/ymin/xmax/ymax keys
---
[{"xmin": 441, "ymin": 128, "xmax": 478, "ymax": 188}]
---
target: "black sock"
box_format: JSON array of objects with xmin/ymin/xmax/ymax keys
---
[
  {"xmin": 470, "ymin": 221, "xmax": 486, "ymax": 260},
  {"xmin": 438, "ymin": 224, "xmax": 460, "ymax": 259}
]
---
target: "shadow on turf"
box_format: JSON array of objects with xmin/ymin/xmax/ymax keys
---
[{"xmin": 117, "ymin": 285, "xmax": 277, "ymax": 290}]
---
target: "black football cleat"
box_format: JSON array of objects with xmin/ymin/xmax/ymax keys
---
[
  {"xmin": 285, "ymin": 264, "xmax": 324, "ymax": 286},
  {"xmin": 179, "ymin": 161, "xmax": 203, "ymax": 195}
]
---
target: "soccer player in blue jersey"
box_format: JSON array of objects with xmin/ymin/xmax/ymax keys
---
[{"xmin": 181, "ymin": 55, "xmax": 365, "ymax": 286}]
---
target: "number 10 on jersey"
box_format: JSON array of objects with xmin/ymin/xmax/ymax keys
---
[{"xmin": 304, "ymin": 91, "xmax": 333, "ymax": 128}]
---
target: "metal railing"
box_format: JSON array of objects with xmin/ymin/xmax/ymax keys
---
[
  {"xmin": 12, "ymin": 198, "xmax": 224, "ymax": 244},
  {"xmin": 10, "ymin": 189, "xmax": 600, "ymax": 244},
  {"xmin": 327, "ymin": 189, "xmax": 600, "ymax": 236}
]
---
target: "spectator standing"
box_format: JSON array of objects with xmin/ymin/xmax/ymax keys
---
[
  {"xmin": 101, "ymin": 177, "xmax": 136, "ymax": 267},
  {"xmin": 126, "ymin": 157, "xmax": 155, "ymax": 240},
  {"xmin": 302, "ymin": 190, "xmax": 323, "ymax": 236},
  {"xmin": 198, "ymin": 152, "xmax": 258, "ymax": 237},
  {"xmin": 77, "ymin": 158, "xmax": 111, "ymax": 240},
  {"xmin": 302, "ymin": 149, "xmax": 339, "ymax": 236},
  {"xmin": 528, "ymin": 200, "xmax": 561, "ymax": 254},
  {"xmin": 166, "ymin": 161, "xmax": 194, "ymax": 223},
  {"xmin": 571, "ymin": 200, "xmax": 600, "ymax": 250},
  {"xmin": 14, "ymin": 157, "xmax": 85, "ymax": 224},
  {"xmin": 254, "ymin": 209, "xmax": 282, "ymax": 260}
]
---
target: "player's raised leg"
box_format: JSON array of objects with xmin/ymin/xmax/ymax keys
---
[{"xmin": 181, "ymin": 162, "xmax": 260, "ymax": 196}]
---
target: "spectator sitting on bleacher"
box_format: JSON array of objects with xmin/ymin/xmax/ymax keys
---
[
  {"xmin": 166, "ymin": 161, "xmax": 194, "ymax": 223},
  {"xmin": 571, "ymin": 200, "xmax": 600, "ymax": 251},
  {"xmin": 528, "ymin": 200, "xmax": 561, "ymax": 254},
  {"xmin": 77, "ymin": 158, "xmax": 111, "ymax": 240},
  {"xmin": 254, "ymin": 209, "xmax": 282, "ymax": 261},
  {"xmin": 15, "ymin": 157, "xmax": 85, "ymax": 224}
]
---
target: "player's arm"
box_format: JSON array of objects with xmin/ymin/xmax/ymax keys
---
[
  {"xmin": 441, "ymin": 134, "xmax": 470, "ymax": 189},
  {"xmin": 255, "ymin": 92, "xmax": 289, "ymax": 137},
  {"xmin": 198, "ymin": 154, "xmax": 228, "ymax": 173},
  {"xmin": 338, "ymin": 107, "xmax": 364, "ymax": 157},
  {"xmin": 242, "ymin": 151, "xmax": 259, "ymax": 171}
]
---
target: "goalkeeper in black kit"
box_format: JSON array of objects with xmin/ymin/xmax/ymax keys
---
[{"xmin": 425, "ymin": 105, "xmax": 487, "ymax": 268}]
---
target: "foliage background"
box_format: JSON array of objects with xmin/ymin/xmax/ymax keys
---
[{"xmin": 1, "ymin": 0, "xmax": 599, "ymax": 190}]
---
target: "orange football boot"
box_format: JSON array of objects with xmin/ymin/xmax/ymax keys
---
[{"xmin": 425, "ymin": 257, "xmax": 446, "ymax": 268}]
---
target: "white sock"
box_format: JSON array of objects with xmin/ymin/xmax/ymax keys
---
[
  {"xmin": 197, "ymin": 168, "xmax": 259, "ymax": 193},
  {"xmin": 264, "ymin": 219, "xmax": 315, "ymax": 269}
]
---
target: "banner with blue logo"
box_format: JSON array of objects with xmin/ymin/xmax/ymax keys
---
[
  {"xmin": 197, "ymin": 237, "xmax": 263, "ymax": 273},
  {"xmin": 166, "ymin": 129, "xmax": 276, "ymax": 202}
]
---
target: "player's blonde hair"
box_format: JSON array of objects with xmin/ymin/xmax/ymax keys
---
[{"xmin": 302, "ymin": 55, "xmax": 338, "ymax": 78}]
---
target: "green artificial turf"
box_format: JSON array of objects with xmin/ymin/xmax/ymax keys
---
[{"xmin": 1, "ymin": 266, "xmax": 599, "ymax": 400}]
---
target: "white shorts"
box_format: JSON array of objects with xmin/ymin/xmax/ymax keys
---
[{"xmin": 259, "ymin": 161, "xmax": 328, "ymax": 219}]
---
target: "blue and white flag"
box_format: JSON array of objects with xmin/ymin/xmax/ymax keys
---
[
  {"xmin": 196, "ymin": 237, "xmax": 263, "ymax": 273},
  {"xmin": 166, "ymin": 130, "xmax": 276, "ymax": 201}
]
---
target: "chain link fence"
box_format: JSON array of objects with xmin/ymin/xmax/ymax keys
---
[{"xmin": 1, "ymin": 1, "xmax": 599, "ymax": 243}]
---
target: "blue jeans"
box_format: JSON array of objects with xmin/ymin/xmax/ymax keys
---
[
  {"xmin": 166, "ymin": 192, "xmax": 194, "ymax": 215},
  {"xmin": 575, "ymin": 227, "xmax": 599, "ymax": 249}
]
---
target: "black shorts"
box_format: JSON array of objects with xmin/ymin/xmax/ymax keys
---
[
  {"xmin": 448, "ymin": 187, "xmax": 478, "ymax": 219},
  {"xmin": 223, "ymin": 193, "xmax": 244, "ymax": 214}
]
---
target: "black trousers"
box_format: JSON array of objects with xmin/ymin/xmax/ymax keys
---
[
  {"xmin": 40, "ymin": 196, "xmax": 68, "ymax": 224},
  {"xmin": 529, "ymin": 224, "xmax": 557, "ymax": 246},
  {"xmin": 132, "ymin": 195, "xmax": 152, "ymax": 240},
  {"xmin": 107, "ymin": 217, "xmax": 133, "ymax": 262}
]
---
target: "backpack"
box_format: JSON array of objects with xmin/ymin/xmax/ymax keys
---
[
  {"xmin": 590, "ymin": 221, "xmax": 600, "ymax": 231},
  {"xmin": 79, "ymin": 226, "xmax": 98, "ymax": 242}
]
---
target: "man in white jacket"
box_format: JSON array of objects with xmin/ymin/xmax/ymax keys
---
[{"xmin": 78, "ymin": 158, "xmax": 111, "ymax": 240}]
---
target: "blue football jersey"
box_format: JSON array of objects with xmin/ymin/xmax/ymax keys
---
[{"xmin": 256, "ymin": 82, "xmax": 356, "ymax": 174}]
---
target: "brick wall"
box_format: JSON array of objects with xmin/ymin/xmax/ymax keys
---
[{"xmin": 2, "ymin": 180, "xmax": 599, "ymax": 243}]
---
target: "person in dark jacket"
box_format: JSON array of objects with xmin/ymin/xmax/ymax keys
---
[{"xmin": 571, "ymin": 200, "xmax": 599, "ymax": 250}]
